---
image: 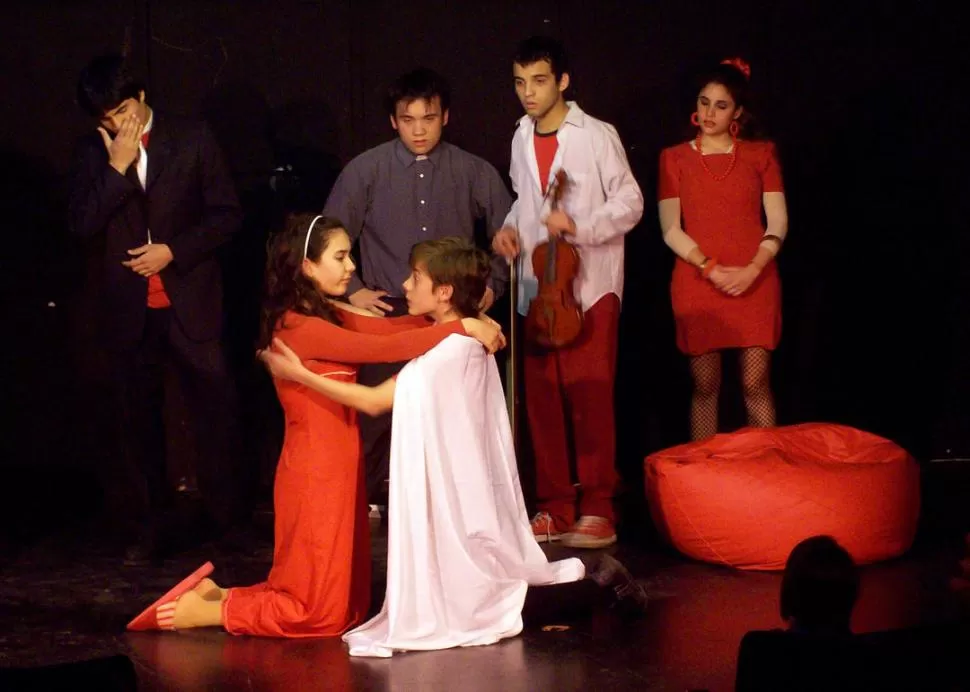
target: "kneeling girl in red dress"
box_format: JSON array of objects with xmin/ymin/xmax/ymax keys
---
[{"xmin": 126, "ymin": 213, "xmax": 503, "ymax": 636}]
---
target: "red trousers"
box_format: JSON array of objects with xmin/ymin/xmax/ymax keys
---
[{"xmin": 524, "ymin": 294, "xmax": 620, "ymax": 523}]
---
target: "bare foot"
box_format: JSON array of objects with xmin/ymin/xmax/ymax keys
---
[
  {"xmin": 156, "ymin": 590, "xmax": 224, "ymax": 630},
  {"xmin": 193, "ymin": 577, "xmax": 228, "ymax": 602},
  {"xmin": 155, "ymin": 600, "xmax": 178, "ymax": 630}
]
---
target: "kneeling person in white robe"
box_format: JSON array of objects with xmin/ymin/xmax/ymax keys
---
[{"xmin": 262, "ymin": 237, "xmax": 647, "ymax": 657}]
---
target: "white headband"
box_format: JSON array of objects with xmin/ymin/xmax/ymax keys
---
[{"xmin": 303, "ymin": 215, "xmax": 324, "ymax": 259}]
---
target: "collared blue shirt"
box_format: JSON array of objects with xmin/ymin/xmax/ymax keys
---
[{"xmin": 324, "ymin": 139, "xmax": 512, "ymax": 297}]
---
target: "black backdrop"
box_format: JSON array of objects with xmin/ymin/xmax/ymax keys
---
[{"xmin": 0, "ymin": 0, "xmax": 963, "ymax": 538}]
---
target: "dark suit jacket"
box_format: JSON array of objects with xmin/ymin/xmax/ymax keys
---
[{"xmin": 68, "ymin": 112, "xmax": 242, "ymax": 349}]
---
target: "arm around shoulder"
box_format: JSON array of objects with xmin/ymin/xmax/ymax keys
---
[
  {"xmin": 261, "ymin": 337, "xmax": 397, "ymax": 416},
  {"xmin": 303, "ymin": 373, "xmax": 396, "ymax": 417}
]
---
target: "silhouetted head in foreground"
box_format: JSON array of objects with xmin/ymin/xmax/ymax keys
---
[{"xmin": 780, "ymin": 535, "xmax": 859, "ymax": 635}]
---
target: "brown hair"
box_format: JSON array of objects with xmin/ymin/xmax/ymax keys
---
[
  {"xmin": 408, "ymin": 237, "xmax": 490, "ymax": 318},
  {"xmin": 258, "ymin": 213, "xmax": 346, "ymax": 349}
]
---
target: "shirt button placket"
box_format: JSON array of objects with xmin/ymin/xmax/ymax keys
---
[{"xmin": 416, "ymin": 159, "xmax": 432, "ymax": 234}]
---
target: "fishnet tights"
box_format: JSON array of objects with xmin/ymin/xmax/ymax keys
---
[
  {"xmin": 740, "ymin": 347, "xmax": 776, "ymax": 429},
  {"xmin": 688, "ymin": 347, "xmax": 776, "ymax": 441},
  {"xmin": 689, "ymin": 352, "xmax": 721, "ymax": 441}
]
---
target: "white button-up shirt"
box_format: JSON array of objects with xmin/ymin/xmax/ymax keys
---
[
  {"xmin": 138, "ymin": 111, "xmax": 153, "ymax": 244},
  {"xmin": 503, "ymin": 101, "xmax": 643, "ymax": 315},
  {"xmin": 136, "ymin": 111, "xmax": 153, "ymax": 189}
]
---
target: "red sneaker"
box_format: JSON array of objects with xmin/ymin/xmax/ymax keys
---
[
  {"xmin": 530, "ymin": 512, "xmax": 567, "ymax": 543},
  {"xmin": 561, "ymin": 516, "xmax": 617, "ymax": 549}
]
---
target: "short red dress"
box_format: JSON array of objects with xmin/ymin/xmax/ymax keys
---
[{"xmin": 658, "ymin": 140, "xmax": 784, "ymax": 356}]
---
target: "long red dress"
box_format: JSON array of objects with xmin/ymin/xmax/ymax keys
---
[
  {"xmin": 222, "ymin": 310, "xmax": 465, "ymax": 637},
  {"xmin": 658, "ymin": 140, "xmax": 784, "ymax": 356}
]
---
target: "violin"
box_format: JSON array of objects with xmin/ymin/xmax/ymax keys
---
[{"xmin": 525, "ymin": 169, "xmax": 583, "ymax": 349}]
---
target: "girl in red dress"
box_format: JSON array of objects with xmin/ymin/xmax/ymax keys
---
[
  {"xmin": 658, "ymin": 58, "xmax": 789, "ymax": 440},
  {"xmin": 127, "ymin": 213, "xmax": 503, "ymax": 636}
]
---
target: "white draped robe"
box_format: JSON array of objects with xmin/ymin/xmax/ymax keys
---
[{"xmin": 343, "ymin": 334, "xmax": 585, "ymax": 657}]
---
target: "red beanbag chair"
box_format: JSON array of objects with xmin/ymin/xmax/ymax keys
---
[{"xmin": 644, "ymin": 423, "xmax": 920, "ymax": 570}]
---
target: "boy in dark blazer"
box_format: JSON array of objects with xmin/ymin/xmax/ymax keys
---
[{"xmin": 69, "ymin": 54, "xmax": 244, "ymax": 562}]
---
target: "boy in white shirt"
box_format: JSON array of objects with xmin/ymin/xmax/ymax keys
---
[{"xmin": 492, "ymin": 36, "xmax": 644, "ymax": 549}]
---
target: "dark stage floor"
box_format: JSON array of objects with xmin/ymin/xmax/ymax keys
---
[{"xmin": 1, "ymin": 507, "xmax": 968, "ymax": 692}]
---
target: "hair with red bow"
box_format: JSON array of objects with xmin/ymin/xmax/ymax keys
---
[
  {"xmin": 720, "ymin": 57, "xmax": 751, "ymax": 80},
  {"xmin": 690, "ymin": 57, "xmax": 761, "ymax": 139}
]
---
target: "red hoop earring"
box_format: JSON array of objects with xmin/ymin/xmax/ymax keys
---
[
  {"xmin": 729, "ymin": 121, "xmax": 740, "ymax": 138},
  {"xmin": 691, "ymin": 112, "xmax": 700, "ymax": 127}
]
